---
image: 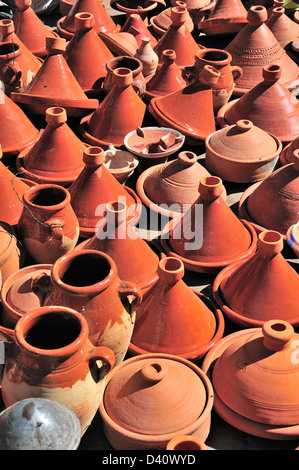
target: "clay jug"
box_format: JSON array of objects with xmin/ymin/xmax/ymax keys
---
[
  {"xmin": 134, "ymin": 37, "xmax": 158, "ymax": 78},
  {"xmin": 0, "ymin": 305, "xmax": 115, "ymax": 435},
  {"xmin": 43, "ymin": 249, "xmax": 142, "ymax": 365},
  {"xmin": 184, "ymin": 48, "xmax": 243, "ymax": 111},
  {"xmin": 103, "ymin": 56, "xmax": 146, "ymax": 98},
  {"xmin": 18, "ymin": 183, "xmax": 80, "ymax": 263}
]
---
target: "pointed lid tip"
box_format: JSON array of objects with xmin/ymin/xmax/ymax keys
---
[
  {"xmin": 140, "ymin": 361, "xmax": 167, "ymax": 383},
  {"xmin": 0, "ymin": 19, "xmax": 14, "ymax": 35},
  {"xmin": 162, "ymin": 49, "xmax": 176, "ymax": 63},
  {"xmin": 262, "ymin": 63, "xmax": 282, "ymax": 82},
  {"xmin": 83, "ymin": 146, "xmax": 105, "ymax": 166},
  {"xmin": 199, "ymin": 65, "xmax": 221, "ymax": 86},
  {"xmin": 247, "ymin": 5, "xmax": 267, "ymax": 25},
  {"xmin": 112, "ymin": 67, "xmax": 133, "ymax": 87},
  {"xmin": 157, "ymin": 257, "xmax": 184, "ymax": 283},
  {"xmin": 271, "ymin": 6, "xmax": 285, "ymax": 16},
  {"xmin": 177, "ymin": 150, "xmax": 198, "ymax": 166},
  {"xmin": 46, "ymin": 36, "xmax": 66, "ymax": 54},
  {"xmin": 198, "ymin": 175, "xmax": 223, "ymax": 200},
  {"xmin": 74, "ymin": 12, "xmax": 95, "ymax": 30},
  {"xmin": 257, "ymin": 230, "xmax": 284, "ymax": 257},
  {"xmin": 235, "ymin": 119, "xmax": 253, "ymax": 132},
  {"xmin": 105, "ymin": 200, "xmax": 127, "ymax": 225},
  {"xmin": 46, "ymin": 107, "xmax": 67, "ymax": 126},
  {"xmin": 171, "ymin": 6, "xmax": 188, "ymax": 25},
  {"xmin": 15, "ymin": 0, "xmax": 31, "ymax": 9},
  {"xmin": 262, "ymin": 320, "xmax": 294, "ymax": 352}
]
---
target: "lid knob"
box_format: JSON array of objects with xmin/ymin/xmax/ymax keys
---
[{"xmin": 262, "ymin": 320, "xmax": 294, "ymax": 352}]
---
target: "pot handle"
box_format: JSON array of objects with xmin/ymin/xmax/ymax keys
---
[
  {"xmin": 45, "ymin": 218, "xmax": 64, "ymax": 240},
  {"xmin": 119, "ymin": 281, "xmax": 143, "ymax": 312},
  {"xmin": 88, "ymin": 345, "xmax": 115, "ymax": 382},
  {"xmin": 231, "ymin": 65, "xmax": 243, "ymax": 80},
  {"xmin": 3, "ymin": 63, "xmax": 22, "ymax": 86}
]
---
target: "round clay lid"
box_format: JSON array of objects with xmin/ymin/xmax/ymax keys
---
[
  {"xmin": 207, "ymin": 120, "xmax": 279, "ymax": 162},
  {"xmin": 103, "ymin": 355, "xmax": 207, "ymax": 435}
]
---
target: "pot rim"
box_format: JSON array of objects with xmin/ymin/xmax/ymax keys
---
[{"xmin": 22, "ymin": 183, "xmax": 71, "ymax": 211}]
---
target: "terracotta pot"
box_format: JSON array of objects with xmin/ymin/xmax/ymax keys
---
[
  {"xmin": 266, "ymin": 6, "xmax": 299, "ymax": 48},
  {"xmin": 212, "ymin": 319, "xmax": 299, "ymax": 428},
  {"xmin": 217, "ymin": 64, "xmax": 299, "ymax": 144},
  {"xmin": 104, "ymin": 145, "xmax": 139, "ymax": 184},
  {"xmin": 135, "ymin": 37, "xmax": 158, "ymax": 78},
  {"xmin": 0, "ymin": 264, "xmax": 52, "ymax": 328},
  {"xmin": 103, "ymin": 56, "xmax": 146, "ymax": 98},
  {"xmin": 0, "ymin": 221, "xmax": 24, "ymax": 284},
  {"xmin": 205, "ymin": 119, "xmax": 282, "ymax": 183},
  {"xmin": 17, "ymin": 107, "xmax": 86, "ymax": 187},
  {"xmin": 184, "ymin": 48, "xmax": 243, "ymax": 111},
  {"xmin": 213, "ymin": 230, "xmax": 299, "ymax": 328},
  {"xmin": 120, "ymin": 13, "xmax": 157, "ymax": 47},
  {"xmin": 80, "ymin": 67, "xmax": 146, "ymax": 149},
  {"xmin": 197, "ymin": 0, "xmax": 248, "ymax": 35},
  {"xmin": 43, "ymin": 249, "xmax": 142, "ymax": 365},
  {"xmin": 129, "ymin": 256, "xmax": 224, "ymax": 360},
  {"xmin": 238, "ymin": 148, "xmax": 299, "ymax": 237},
  {"xmin": 12, "ymin": 0, "xmax": 59, "ymax": 58},
  {"xmin": 18, "ymin": 183, "xmax": 80, "ymax": 263},
  {"xmin": 150, "ymin": 1, "xmax": 194, "ymax": 37},
  {"xmin": 99, "ymin": 353, "xmax": 214, "ymax": 449},
  {"xmin": 161, "ymin": 176, "xmax": 257, "ymax": 273},
  {"xmin": 11, "ymin": 37, "xmax": 99, "ymax": 117},
  {"xmin": 287, "ymin": 220, "xmax": 299, "ymax": 257},
  {"xmin": 224, "ymin": 5, "xmax": 299, "ymax": 95},
  {"xmin": 98, "ymin": 31, "xmax": 138, "ymax": 57},
  {"xmin": 77, "ymin": 200, "xmax": 161, "ymax": 295},
  {"xmin": 145, "ymin": 49, "xmax": 187, "ymax": 100},
  {"xmin": 68, "ymin": 146, "xmax": 141, "ymax": 238},
  {"xmin": 0, "ymin": 305, "xmax": 115, "ymax": 435},
  {"xmin": 57, "ymin": 0, "xmax": 120, "ymax": 39},
  {"xmin": 149, "ymin": 64, "xmax": 220, "ymax": 144},
  {"xmin": 166, "ymin": 436, "xmax": 207, "ymax": 450},
  {"xmin": 64, "ymin": 12, "xmax": 114, "ymax": 94},
  {"xmin": 153, "ymin": 6, "xmax": 201, "ymax": 68}
]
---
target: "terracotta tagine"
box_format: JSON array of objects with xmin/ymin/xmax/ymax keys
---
[
  {"xmin": 211, "ymin": 319, "xmax": 299, "ymax": 433},
  {"xmin": 0, "ymin": 398, "xmax": 81, "ymax": 450},
  {"xmin": 80, "ymin": 68, "xmax": 146, "ymax": 149},
  {"xmin": 68, "ymin": 147, "xmax": 141, "ymax": 238},
  {"xmin": 43, "ymin": 249, "xmax": 142, "ymax": 365},
  {"xmin": 144, "ymin": 49, "xmax": 187, "ymax": 101},
  {"xmin": 103, "ymin": 56, "xmax": 146, "ymax": 98},
  {"xmin": 98, "ymin": 31, "xmax": 138, "ymax": 57},
  {"xmin": 287, "ymin": 220, "xmax": 299, "ymax": 258},
  {"xmin": 77, "ymin": 200, "xmax": 161, "ymax": 295},
  {"xmin": 99, "ymin": 353, "xmax": 214, "ymax": 449},
  {"xmin": 129, "ymin": 256, "xmax": 224, "ymax": 360},
  {"xmin": 183, "ymin": 48, "xmax": 243, "ymax": 111},
  {"xmin": 135, "ymin": 37, "xmax": 158, "ymax": 78},
  {"xmin": 124, "ymin": 126, "xmax": 185, "ymax": 172},
  {"xmin": 153, "ymin": 6, "xmax": 201, "ymax": 68},
  {"xmin": 238, "ymin": 148, "xmax": 299, "ymax": 238},
  {"xmin": 224, "ymin": 5, "xmax": 299, "ymax": 95},
  {"xmin": 196, "ymin": 0, "xmax": 248, "ymax": 35},
  {"xmin": 161, "ymin": 176, "xmax": 257, "ymax": 273},
  {"xmin": 11, "ymin": 37, "xmax": 99, "ymax": 117},
  {"xmin": 205, "ymin": 119, "xmax": 282, "ymax": 183},
  {"xmin": 217, "ymin": 64, "xmax": 299, "ymax": 144},
  {"xmin": 150, "ymin": 1, "xmax": 194, "ymax": 37},
  {"xmin": 0, "ymin": 222, "xmax": 24, "ymax": 284},
  {"xmin": 64, "ymin": 12, "xmax": 114, "ymax": 94},
  {"xmin": 57, "ymin": 0, "xmax": 120, "ymax": 39},
  {"xmin": 104, "ymin": 145, "xmax": 139, "ymax": 184},
  {"xmin": 120, "ymin": 13, "xmax": 157, "ymax": 47},
  {"xmin": 266, "ymin": 6, "xmax": 299, "ymax": 49},
  {"xmin": 148, "ymin": 64, "xmax": 221, "ymax": 145},
  {"xmin": 17, "ymin": 107, "xmax": 86, "ymax": 187},
  {"xmin": 0, "ymin": 306, "xmax": 115, "ymax": 435},
  {"xmin": 166, "ymin": 435, "xmax": 207, "ymax": 450},
  {"xmin": 0, "ymin": 264, "xmax": 52, "ymax": 328},
  {"xmin": 280, "ymin": 134, "xmax": 299, "ymax": 166},
  {"xmin": 213, "ymin": 230, "xmax": 299, "ymax": 328},
  {"xmin": 12, "ymin": 0, "xmax": 59, "ymax": 58}
]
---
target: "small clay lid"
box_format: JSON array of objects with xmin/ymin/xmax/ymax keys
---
[
  {"xmin": 207, "ymin": 120, "xmax": 279, "ymax": 162},
  {"xmin": 103, "ymin": 355, "xmax": 207, "ymax": 435}
]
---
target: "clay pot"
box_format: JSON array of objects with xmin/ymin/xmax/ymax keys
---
[
  {"xmin": 135, "ymin": 37, "xmax": 158, "ymax": 78},
  {"xmin": 197, "ymin": 0, "xmax": 248, "ymax": 35},
  {"xmin": 145, "ymin": 49, "xmax": 187, "ymax": 100},
  {"xmin": 153, "ymin": 6, "xmax": 201, "ymax": 68},
  {"xmin": 80, "ymin": 68, "xmax": 146, "ymax": 149},
  {"xmin": 120, "ymin": 13, "xmax": 157, "ymax": 47},
  {"xmin": 124, "ymin": 126, "xmax": 185, "ymax": 172},
  {"xmin": 212, "ymin": 319, "xmax": 299, "ymax": 428},
  {"xmin": 98, "ymin": 31, "xmax": 138, "ymax": 57},
  {"xmin": 64, "ymin": 12, "xmax": 114, "ymax": 94},
  {"xmin": 213, "ymin": 230, "xmax": 299, "ymax": 328},
  {"xmin": 68, "ymin": 146, "xmax": 141, "ymax": 238},
  {"xmin": 18, "ymin": 184, "xmax": 80, "ymax": 264},
  {"xmin": 57, "ymin": 0, "xmax": 120, "ymax": 39},
  {"xmin": 266, "ymin": 6, "xmax": 299, "ymax": 49},
  {"xmin": 224, "ymin": 5, "xmax": 299, "ymax": 95},
  {"xmin": 148, "ymin": 65, "xmax": 220, "ymax": 145},
  {"xmin": 0, "ymin": 222, "xmax": 24, "ymax": 284},
  {"xmin": 12, "ymin": 0, "xmax": 59, "ymax": 58},
  {"xmin": 0, "ymin": 264, "xmax": 52, "ymax": 328},
  {"xmin": 0, "ymin": 306, "xmax": 115, "ymax": 435},
  {"xmin": 103, "ymin": 56, "xmax": 146, "ymax": 98},
  {"xmin": 238, "ymin": 149, "xmax": 299, "ymax": 237},
  {"xmin": 104, "ymin": 145, "xmax": 139, "ymax": 184},
  {"xmin": 184, "ymin": 48, "xmax": 243, "ymax": 111},
  {"xmin": 99, "ymin": 353, "xmax": 214, "ymax": 449},
  {"xmin": 217, "ymin": 64, "xmax": 299, "ymax": 144},
  {"xmin": 43, "ymin": 249, "xmax": 143, "ymax": 365},
  {"xmin": 166, "ymin": 436, "xmax": 207, "ymax": 450},
  {"xmin": 11, "ymin": 37, "xmax": 99, "ymax": 117},
  {"xmin": 150, "ymin": 1, "xmax": 194, "ymax": 37},
  {"xmin": 77, "ymin": 200, "xmax": 161, "ymax": 295},
  {"xmin": 129, "ymin": 256, "xmax": 224, "ymax": 360},
  {"xmin": 205, "ymin": 119, "xmax": 282, "ymax": 183},
  {"xmin": 17, "ymin": 107, "xmax": 86, "ymax": 186},
  {"xmin": 287, "ymin": 220, "xmax": 299, "ymax": 258},
  {"xmin": 161, "ymin": 176, "xmax": 257, "ymax": 273}
]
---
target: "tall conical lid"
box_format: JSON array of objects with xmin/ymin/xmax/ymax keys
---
[
  {"xmin": 197, "ymin": 0, "xmax": 248, "ymax": 35},
  {"xmin": 212, "ymin": 319, "xmax": 299, "ymax": 425},
  {"xmin": 219, "ymin": 230, "xmax": 299, "ymax": 324},
  {"xmin": 225, "ymin": 5, "xmax": 299, "ymax": 94},
  {"xmin": 266, "ymin": 6, "xmax": 299, "ymax": 48},
  {"xmin": 121, "ymin": 13, "xmax": 157, "ymax": 47}
]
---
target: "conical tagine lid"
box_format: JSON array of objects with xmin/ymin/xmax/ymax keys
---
[
  {"xmin": 266, "ymin": 6, "xmax": 299, "ymax": 49},
  {"xmin": 103, "ymin": 354, "xmax": 207, "ymax": 435},
  {"xmin": 120, "ymin": 13, "xmax": 157, "ymax": 47},
  {"xmin": 215, "ymin": 230, "xmax": 299, "ymax": 327},
  {"xmin": 212, "ymin": 319, "xmax": 299, "ymax": 426},
  {"xmin": 224, "ymin": 5, "xmax": 299, "ymax": 95},
  {"xmin": 197, "ymin": 0, "xmax": 248, "ymax": 35}
]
